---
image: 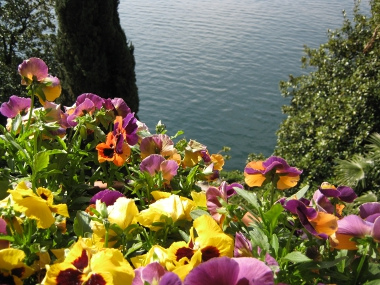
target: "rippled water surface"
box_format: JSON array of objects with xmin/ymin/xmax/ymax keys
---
[{"xmin": 119, "ymin": 0, "xmax": 370, "ymax": 170}]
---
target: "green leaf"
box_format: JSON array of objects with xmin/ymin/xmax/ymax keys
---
[
  {"xmin": 233, "ymin": 187, "xmax": 259, "ymax": 210},
  {"xmin": 263, "ymin": 203, "xmax": 283, "ymax": 233},
  {"xmin": 73, "ymin": 211, "xmax": 93, "ymax": 237},
  {"xmin": 282, "ymin": 251, "xmax": 312, "ymax": 263},
  {"xmin": 33, "ymin": 149, "xmax": 67, "ymax": 173},
  {"xmin": 286, "ymin": 185, "xmax": 309, "ymax": 201},
  {"xmin": 190, "ymin": 209, "xmax": 210, "ymax": 220},
  {"xmin": 271, "ymin": 234, "xmax": 279, "ymax": 258}
]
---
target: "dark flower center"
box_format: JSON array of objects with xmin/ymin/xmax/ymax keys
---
[
  {"xmin": 56, "ymin": 268, "xmax": 83, "ymax": 285},
  {"xmin": 85, "ymin": 273, "xmax": 107, "ymax": 285},
  {"xmin": 176, "ymin": 247, "xmax": 194, "ymax": 261},
  {"xmin": 11, "ymin": 267, "xmax": 25, "ymax": 278},
  {"xmin": 201, "ymin": 246, "xmax": 220, "ymax": 262},
  {"xmin": 72, "ymin": 250, "xmax": 88, "ymax": 270},
  {"xmin": 103, "ymin": 148, "xmax": 115, "ymax": 158}
]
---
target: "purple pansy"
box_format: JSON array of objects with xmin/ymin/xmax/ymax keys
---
[
  {"xmin": 234, "ymin": 232, "xmax": 253, "ymax": 257},
  {"xmin": 132, "ymin": 262, "xmax": 182, "ymax": 285},
  {"xmin": 262, "ymin": 156, "xmax": 302, "ymax": 176},
  {"xmin": 183, "ymin": 256, "xmax": 274, "ymax": 285},
  {"xmin": 318, "ymin": 183, "xmax": 357, "ymax": 203},
  {"xmin": 140, "ymin": 154, "xmax": 178, "ymax": 182},
  {"xmin": 18, "ymin": 57, "xmax": 48, "ymax": 85},
  {"xmin": 0, "ymin": 95, "xmax": 31, "ymax": 118},
  {"xmin": 206, "ymin": 181, "xmax": 243, "ymax": 223},
  {"xmin": 110, "ymin": 98, "xmax": 132, "ymax": 117},
  {"xmin": 90, "ymin": 189, "xmax": 125, "ymax": 206}
]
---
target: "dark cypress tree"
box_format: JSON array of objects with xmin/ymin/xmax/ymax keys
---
[{"xmin": 55, "ymin": 0, "xmax": 139, "ymax": 114}]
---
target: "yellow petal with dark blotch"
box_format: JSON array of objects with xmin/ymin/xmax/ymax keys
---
[
  {"xmin": 90, "ymin": 249, "xmax": 135, "ymax": 285},
  {"xmin": 11, "ymin": 196, "xmax": 55, "ymax": 229}
]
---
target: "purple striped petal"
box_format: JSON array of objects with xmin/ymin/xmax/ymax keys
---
[
  {"xmin": 371, "ymin": 217, "xmax": 380, "ymax": 242},
  {"xmin": 76, "ymin": 93, "xmax": 104, "ymax": 110}
]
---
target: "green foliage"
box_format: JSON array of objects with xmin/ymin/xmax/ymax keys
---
[
  {"xmin": 54, "ymin": 0, "xmax": 139, "ymax": 113},
  {"xmin": 0, "ymin": 0, "xmax": 57, "ymax": 105},
  {"xmin": 275, "ymin": 1, "xmax": 380, "ymax": 188},
  {"xmin": 335, "ymin": 132, "xmax": 380, "ymax": 196}
]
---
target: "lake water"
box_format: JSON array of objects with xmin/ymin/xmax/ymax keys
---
[{"xmin": 118, "ymin": 0, "xmax": 370, "ymax": 171}]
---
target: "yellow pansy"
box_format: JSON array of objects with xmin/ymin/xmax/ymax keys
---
[{"xmin": 8, "ymin": 182, "xmax": 69, "ymax": 229}]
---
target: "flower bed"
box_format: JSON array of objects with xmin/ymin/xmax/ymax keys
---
[{"xmin": 0, "ymin": 58, "xmax": 379, "ymax": 285}]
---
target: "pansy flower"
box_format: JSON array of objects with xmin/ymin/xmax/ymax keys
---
[
  {"xmin": 7, "ymin": 182, "xmax": 69, "ymax": 229},
  {"xmin": 140, "ymin": 134, "xmax": 180, "ymax": 162},
  {"xmin": 42, "ymin": 237, "xmax": 135, "ymax": 285},
  {"xmin": 130, "ymin": 245, "xmax": 169, "ymax": 269},
  {"xmin": 18, "ymin": 57, "xmax": 61, "ymax": 104},
  {"xmin": 132, "ymin": 262, "xmax": 182, "ymax": 285},
  {"xmin": 0, "ymin": 248, "xmax": 34, "ymax": 284},
  {"xmin": 136, "ymin": 193, "xmax": 196, "ymax": 231},
  {"xmin": 0, "ymin": 95, "xmax": 31, "ymax": 118},
  {"xmin": 234, "ymin": 232, "xmax": 253, "ymax": 257},
  {"xmin": 182, "ymin": 140, "xmax": 207, "ymax": 167},
  {"xmin": 89, "ymin": 189, "xmax": 125, "ymax": 206},
  {"xmin": 140, "ymin": 154, "xmax": 179, "ymax": 182},
  {"xmin": 96, "ymin": 132, "xmax": 131, "ymax": 166},
  {"xmin": 206, "ymin": 181, "xmax": 243, "ymax": 224},
  {"xmin": 183, "ymin": 256, "xmax": 274, "ymax": 285},
  {"xmin": 244, "ymin": 156, "xmax": 302, "ymax": 190},
  {"xmin": 166, "ymin": 215, "xmax": 234, "ymax": 280},
  {"xmin": 91, "ymin": 197, "xmax": 139, "ymax": 247},
  {"xmin": 331, "ymin": 202, "xmax": 380, "ymax": 250},
  {"xmin": 113, "ymin": 114, "xmax": 138, "ymax": 146},
  {"xmin": 318, "ymin": 182, "xmax": 357, "ymax": 203},
  {"xmin": 282, "ymin": 199, "xmax": 338, "ymax": 239}
]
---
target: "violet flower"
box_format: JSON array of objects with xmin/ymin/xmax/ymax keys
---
[
  {"xmin": 140, "ymin": 154, "xmax": 178, "ymax": 182},
  {"xmin": 234, "ymin": 232, "xmax": 253, "ymax": 257},
  {"xmin": 318, "ymin": 182, "xmax": 357, "ymax": 203},
  {"xmin": 244, "ymin": 156, "xmax": 302, "ymax": 190},
  {"xmin": 184, "ymin": 256, "xmax": 274, "ymax": 285},
  {"xmin": 90, "ymin": 189, "xmax": 125, "ymax": 206},
  {"xmin": 0, "ymin": 95, "xmax": 31, "ymax": 118},
  {"xmin": 132, "ymin": 262, "xmax": 182, "ymax": 285},
  {"xmin": 206, "ymin": 181, "xmax": 243, "ymax": 223}
]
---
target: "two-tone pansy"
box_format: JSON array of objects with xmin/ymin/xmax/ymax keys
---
[
  {"xmin": 18, "ymin": 57, "xmax": 61, "ymax": 104},
  {"xmin": 140, "ymin": 134, "xmax": 181, "ymax": 163},
  {"xmin": 96, "ymin": 132, "xmax": 131, "ymax": 166},
  {"xmin": 244, "ymin": 156, "xmax": 302, "ymax": 190},
  {"xmin": 330, "ymin": 202, "xmax": 380, "ymax": 250},
  {"xmin": 282, "ymin": 198, "xmax": 338, "ymax": 239}
]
